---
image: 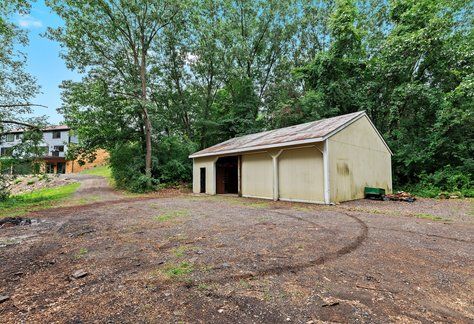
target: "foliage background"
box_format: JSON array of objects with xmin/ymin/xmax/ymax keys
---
[{"xmin": 12, "ymin": 0, "xmax": 472, "ymax": 195}]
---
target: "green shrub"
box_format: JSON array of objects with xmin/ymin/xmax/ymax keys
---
[
  {"xmin": 0, "ymin": 174, "xmax": 9, "ymax": 201},
  {"xmin": 405, "ymin": 166, "xmax": 473, "ymax": 198},
  {"xmin": 108, "ymin": 137, "xmax": 195, "ymax": 193},
  {"xmin": 155, "ymin": 136, "xmax": 196, "ymax": 183},
  {"xmin": 108, "ymin": 142, "xmax": 158, "ymax": 193}
]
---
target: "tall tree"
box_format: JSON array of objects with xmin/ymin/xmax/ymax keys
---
[
  {"xmin": 47, "ymin": 0, "xmax": 182, "ymax": 178},
  {"xmin": 0, "ymin": 0, "xmax": 42, "ymax": 130}
]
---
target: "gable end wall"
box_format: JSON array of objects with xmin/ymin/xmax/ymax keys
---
[{"xmin": 328, "ymin": 116, "xmax": 392, "ymax": 202}]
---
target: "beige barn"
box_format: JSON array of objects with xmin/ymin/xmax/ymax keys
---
[{"xmin": 189, "ymin": 111, "xmax": 392, "ymax": 204}]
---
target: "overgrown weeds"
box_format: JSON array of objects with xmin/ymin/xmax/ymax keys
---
[{"xmin": 0, "ymin": 183, "xmax": 81, "ymax": 217}]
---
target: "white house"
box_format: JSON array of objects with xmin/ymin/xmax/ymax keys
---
[{"xmin": 0, "ymin": 125, "xmax": 78, "ymax": 173}]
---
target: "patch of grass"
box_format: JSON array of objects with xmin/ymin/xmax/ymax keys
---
[
  {"xmin": 171, "ymin": 245, "xmax": 193, "ymax": 257},
  {"xmin": 26, "ymin": 180, "xmax": 35, "ymax": 185},
  {"xmin": 163, "ymin": 262, "xmax": 194, "ymax": 279},
  {"xmin": 153, "ymin": 209, "xmax": 189, "ymax": 222},
  {"xmin": 81, "ymin": 165, "xmax": 111, "ymax": 178},
  {"xmin": 0, "ymin": 183, "xmax": 81, "ymax": 217},
  {"xmin": 81, "ymin": 165, "xmax": 114, "ymax": 186},
  {"xmin": 13, "ymin": 178, "xmax": 22, "ymax": 184},
  {"xmin": 414, "ymin": 213, "xmax": 448, "ymax": 222},
  {"xmin": 75, "ymin": 248, "xmax": 88, "ymax": 259}
]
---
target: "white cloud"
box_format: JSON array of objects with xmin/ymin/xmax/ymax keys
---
[{"xmin": 18, "ymin": 15, "xmax": 43, "ymax": 29}]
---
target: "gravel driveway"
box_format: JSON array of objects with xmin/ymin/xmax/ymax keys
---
[{"xmin": 0, "ymin": 192, "xmax": 472, "ymax": 323}]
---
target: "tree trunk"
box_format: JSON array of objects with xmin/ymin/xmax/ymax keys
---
[
  {"xmin": 140, "ymin": 45, "xmax": 152, "ymax": 178},
  {"xmin": 143, "ymin": 108, "xmax": 152, "ymax": 178}
]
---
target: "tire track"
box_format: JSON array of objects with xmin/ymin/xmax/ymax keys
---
[{"xmin": 194, "ymin": 211, "xmax": 368, "ymax": 284}]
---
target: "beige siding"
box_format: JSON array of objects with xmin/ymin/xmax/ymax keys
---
[
  {"xmin": 328, "ymin": 116, "xmax": 392, "ymax": 202},
  {"xmin": 241, "ymin": 152, "xmax": 273, "ymax": 199},
  {"xmin": 278, "ymin": 146, "xmax": 324, "ymax": 203},
  {"xmin": 192, "ymin": 156, "xmax": 216, "ymax": 194}
]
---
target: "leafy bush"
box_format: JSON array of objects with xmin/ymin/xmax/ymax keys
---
[
  {"xmin": 155, "ymin": 136, "xmax": 196, "ymax": 184},
  {"xmin": 108, "ymin": 137, "xmax": 195, "ymax": 193},
  {"xmin": 404, "ymin": 166, "xmax": 473, "ymax": 198},
  {"xmin": 0, "ymin": 174, "xmax": 10, "ymax": 201},
  {"xmin": 108, "ymin": 142, "xmax": 158, "ymax": 193}
]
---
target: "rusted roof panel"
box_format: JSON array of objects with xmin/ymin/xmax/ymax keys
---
[{"xmin": 190, "ymin": 111, "xmax": 366, "ymax": 158}]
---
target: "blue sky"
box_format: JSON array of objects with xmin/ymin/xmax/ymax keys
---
[{"xmin": 16, "ymin": 0, "xmax": 80, "ymax": 125}]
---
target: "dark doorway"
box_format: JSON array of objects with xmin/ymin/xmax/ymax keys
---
[
  {"xmin": 200, "ymin": 167, "xmax": 206, "ymax": 193},
  {"xmin": 46, "ymin": 163, "xmax": 55, "ymax": 174},
  {"xmin": 216, "ymin": 156, "xmax": 238, "ymax": 194},
  {"xmin": 57, "ymin": 162, "xmax": 66, "ymax": 174}
]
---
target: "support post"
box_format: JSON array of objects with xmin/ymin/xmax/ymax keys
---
[
  {"xmin": 323, "ymin": 140, "xmax": 330, "ymax": 204},
  {"xmin": 271, "ymin": 150, "xmax": 283, "ymax": 201},
  {"xmin": 238, "ymin": 155, "xmax": 242, "ymax": 197},
  {"xmin": 211, "ymin": 157, "xmax": 218, "ymax": 195}
]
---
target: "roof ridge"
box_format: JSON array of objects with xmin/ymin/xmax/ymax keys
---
[{"xmin": 190, "ymin": 111, "xmax": 367, "ymax": 158}]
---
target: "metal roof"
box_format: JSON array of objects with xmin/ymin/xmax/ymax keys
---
[{"xmin": 190, "ymin": 111, "xmax": 388, "ymax": 158}]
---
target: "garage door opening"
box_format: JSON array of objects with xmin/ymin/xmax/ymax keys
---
[{"xmin": 216, "ymin": 156, "xmax": 238, "ymax": 194}]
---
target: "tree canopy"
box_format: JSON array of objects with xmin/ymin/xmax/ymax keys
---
[{"xmin": 46, "ymin": 0, "xmax": 472, "ymax": 195}]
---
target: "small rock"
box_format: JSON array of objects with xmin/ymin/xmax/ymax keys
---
[
  {"xmin": 196, "ymin": 250, "xmax": 204, "ymax": 255},
  {"xmin": 72, "ymin": 270, "xmax": 88, "ymax": 279},
  {"xmin": 164, "ymin": 292, "xmax": 171, "ymax": 297},
  {"xmin": 0, "ymin": 295, "xmax": 10, "ymax": 303},
  {"xmin": 218, "ymin": 309, "xmax": 224, "ymax": 313},
  {"xmin": 13, "ymin": 271, "xmax": 24, "ymax": 276},
  {"xmin": 286, "ymin": 317, "xmax": 291, "ymax": 321},
  {"xmin": 306, "ymin": 321, "xmax": 314, "ymax": 324},
  {"xmin": 222, "ymin": 263, "xmax": 230, "ymax": 268}
]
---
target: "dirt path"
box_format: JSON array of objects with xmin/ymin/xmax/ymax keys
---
[
  {"xmin": 61, "ymin": 173, "xmax": 124, "ymax": 202},
  {"xmin": 0, "ymin": 192, "xmax": 472, "ymax": 323}
]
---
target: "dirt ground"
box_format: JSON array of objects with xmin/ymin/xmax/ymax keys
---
[{"xmin": 0, "ymin": 180, "xmax": 473, "ymax": 323}]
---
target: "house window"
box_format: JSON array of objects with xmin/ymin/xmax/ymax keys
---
[
  {"xmin": 15, "ymin": 134, "xmax": 21, "ymax": 140},
  {"xmin": 5, "ymin": 134, "xmax": 14, "ymax": 142},
  {"xmin": 54, "ymin": 145, "xmax": 64, "ymax": 152},
  {"xmin": 52, "ymin": 131, "xmax": 61, "ymax": 139},
  {"xmin": 52, "ymin": 151, "xmax": 60, "ymax": 157}
]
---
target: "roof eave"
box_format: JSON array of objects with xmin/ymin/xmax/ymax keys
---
[{"xmin": 189, "ymin": 137, "xmax": 325, "ymax": 159}]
